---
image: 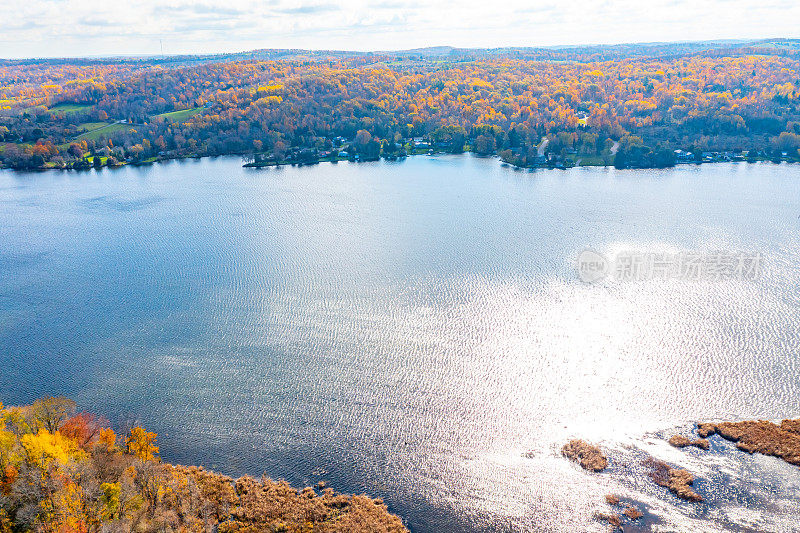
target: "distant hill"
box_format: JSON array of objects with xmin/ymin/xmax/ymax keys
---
[{"xmin": 3, "ymin": 38, "xmax": 800, "ymax": 67}]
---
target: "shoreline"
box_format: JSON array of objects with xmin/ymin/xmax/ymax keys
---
[
  {"xmin": 0, "ymin": 398, "xmax": 409, "ymax": 532},
  {"xmin": 2, "ymin": 148, "xmax": 798, "ymax": 173}
]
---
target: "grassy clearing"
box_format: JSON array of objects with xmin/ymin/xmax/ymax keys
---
[
  {"xmin": 75, "ymin": 123, "xmax": 134, "ymax": 141},
  {"xmin": 152, "ymin": 107, "xmax": 202, "ymax": 122},
  {"xmin": 77, "ymin": 122, "xmax": 109, "ymax": 132},
  {"xmin": 575, "ymin": 155, "xmax": 607, "ymax": 166},
  {"xmin": 49, "ymin": 103, "xmax": 92, "ymax": 114}
]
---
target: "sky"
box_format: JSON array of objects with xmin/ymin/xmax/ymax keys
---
[{"xmin": 2, "ymin": 0, "xmax": 799, "ymax": 59}]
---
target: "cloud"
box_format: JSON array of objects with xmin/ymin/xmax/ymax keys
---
[
  {"xmin": 0, "ymin": 0, "xmax": 798, "ymax": 58},
  {"xmin": 369, "ymin": 1, "xmax": 418, "ymax": 8},
  {"xmin": 274, "ymin": 3, "xmax": 340, "ymax": 14},
  {"xmin": 153, "ymin": 4, "xmax": 249, "ymax": 16},
  {"xmin": 4, "ymin": 20, "xmax": 44, "ymax": 30},
  {"xmin": 78, "ymin": 17, "xmax": 119, "ymax": 26},
  {"xmin": 515, "ymin": 3, "xmax": 557, "ymax": 14},
  {"xmin": 171, "ymin": 18, "xmax": 260, "ymax": 33}
]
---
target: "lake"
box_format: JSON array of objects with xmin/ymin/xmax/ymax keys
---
[{"xmin": 2, "ymin": 155, "xmax": 799, "ymax": 531}]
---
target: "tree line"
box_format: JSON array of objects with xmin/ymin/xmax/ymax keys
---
[{"xmin": 1, "ymin": 49, "xmax": 800, "ymax": 170}]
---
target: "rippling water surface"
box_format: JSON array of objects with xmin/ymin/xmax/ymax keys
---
[{"xmin": 1, "ymin": 156, "xmax": 799, "ymax": 531}]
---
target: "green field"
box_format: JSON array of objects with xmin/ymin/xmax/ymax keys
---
[
  {"xmin": 49, "ymin": 103, "xmax": 92, "ymax": 114},
  {"xmin": 74, "ymin": 122, "xmax": 134, "ymax": 141},
  {"xmin": 77, "ymin": 122, "xmax": 109, "ymax": 132},
  {"xmin": 572, "ymin": 155, "xmax": 608, "ymax": 166},
  {"xmin": 152, "ymin": 107, "xmax": 202, "ymax": 122}
]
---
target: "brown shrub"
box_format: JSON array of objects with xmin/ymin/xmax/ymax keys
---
[
  {"xmin": 561, "ymin": 440, "xmax": 608, "ymax": 472},
  {"xmin": 643, "ymin": 457, "xmax": 703, "ymax": 502},
  {"xmin": 623, "ymin": 505, "xmax": 643, "ymax": 519},
  {"xmin": 668, "ymin": 435, "xmax": 709, "ymax": 450},
  {"xmin": 185, "ymin": 473, "xmax": 409, "ymax": 532},
  {"xmin": 780, "ymin": 419, "xmax": 800, "ymax": 435},
  {"xmin": 594, "ymin": 512, "xmax": 621, "ymax": 529},
  {"xmin": 697, "ymin": 423, "xmax": 717, "ymax": 438},
  {"xmin": 698, "ymin": 418, "xmax": 800, "ymax": 466}
]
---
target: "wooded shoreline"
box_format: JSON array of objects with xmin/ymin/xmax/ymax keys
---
[{"xmin": 0, "ymin": 397, "xmax": 408, "ymax": 532}]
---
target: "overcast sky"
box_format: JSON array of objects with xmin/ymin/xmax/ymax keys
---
[{"xmin": 3, "ymin": 0, "xmax": 798, "ymax": 59}]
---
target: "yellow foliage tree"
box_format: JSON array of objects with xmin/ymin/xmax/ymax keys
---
[
  {"xmin": 21, "ymin": 429, "xmax": 84, "ymax": 469},
  {"xmin": 125, "ymin": 427, "xmax": 159, "ymax": 462},
  {"xmin": 96, "ymin": 428, "xmax": 117, "ymax": 452},
  {"xmin": 38, "ymin": 481, "xmax": 88, "ymax": 533}
]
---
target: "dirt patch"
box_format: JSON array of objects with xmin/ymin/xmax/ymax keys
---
[
  {"xmin": 561, "ymin": 439, "xmax": 608, "ymax": 472},
  {"xmin": 668, "ymin": 434, "xmax": 710, "ymax": 450},
  {"xmin": 697, "ymin": 418, "xmax": 800, "ymax": 466},
  {"xmin": 643, "ymin": 457, "xmax": 703, "ymax": 502},
  {"xmin": 605, "ymin": 494, "xmax": 620, "ymax": 505}
]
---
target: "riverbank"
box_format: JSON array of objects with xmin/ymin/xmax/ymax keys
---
[
  {"xmin": 4, "ymin": 141, "xmax": 800, "ymax": 172},
  {"xmin": 243, "ymin": 151, "xmax": 800, "ymax": 171}
]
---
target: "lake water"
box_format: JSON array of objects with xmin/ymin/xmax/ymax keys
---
[{"xmin": 2, "ymin": 155, "xmax": 799, "ymax": 531}]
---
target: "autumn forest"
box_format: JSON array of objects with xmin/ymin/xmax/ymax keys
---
[
  {"xmin": 0, "ymin": 398, "xmax": 407, "ymax": 532},
  {"xmin": 2, "ymin": 40, "xmax": 800, "ymax": 171}
]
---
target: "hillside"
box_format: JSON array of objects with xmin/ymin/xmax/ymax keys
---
[{"xmin": 1, "ymin": 40, "xmax": 799, "ymax": 170}]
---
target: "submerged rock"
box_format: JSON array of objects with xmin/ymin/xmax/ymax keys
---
[
  {"xmin": 668, "ymin": 434, "xmax": 710, "ymax": 450},
  {"xmin": 561, "ymin": 439, "xmax": 608, "ymax": 472},
  {"xmin": 697, "ymin": 418, "xmax": 800, "ymax": 466},
  {"xmin": 643, "ymin": 457, "xmax": 703, "ymax": 502}
]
